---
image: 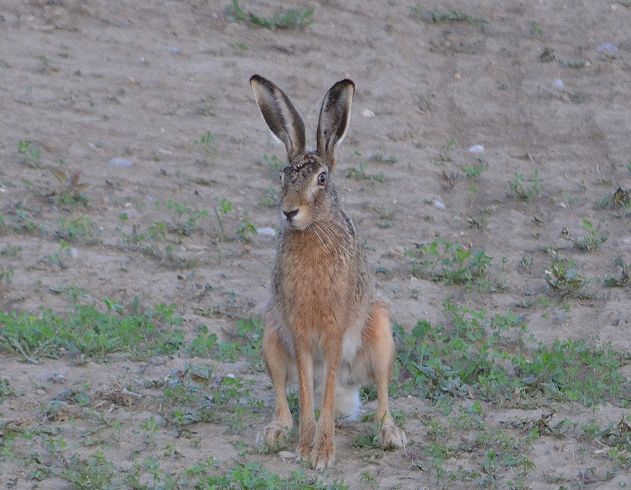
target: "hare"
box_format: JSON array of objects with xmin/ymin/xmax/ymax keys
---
[{"xmin": 250, "ymin": 75, "xmax": 406, "ymax": 470}]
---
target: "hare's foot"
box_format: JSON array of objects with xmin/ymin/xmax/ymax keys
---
[
  {"xmin": 259, "ymin": 418, "xmax": 292, "ymax": 448},
  {"xmin": 295, "ymin": 419, "xmax": 315, "ymax": 463},
  {"xmin": 310, "ymin": 418, "xmax": 335, "ymax": 470},
  {"xmin": 380, "ymin": 420, "xmax": 407, "ymax": 449}
]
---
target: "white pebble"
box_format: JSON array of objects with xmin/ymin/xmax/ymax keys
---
[
  {"xmin": 468, "ymin": 144, "xmax": 484, "ymax": 153},
  {"xmin": 279, "ymin": 451, "xmax": 295, "ymax": 460},
  {"xmin": 109, "ymin": 157, "xmax": 133, "ymax": 168},
  {"xmin": 553, "ymin": 79, "xmax": 564, "ymax": 90},
  {"xmin": 256, "ymin": 227, "xmax": 276, "ymax": 237},
  {"xmin": 433, "ymin": 199, "xmax": 446, "ymax": 210},
  {"xmin": 597, "ymin": 42, "xmax": 618, "ymax": 56},
  {"xmin": 361, "ymin": 108, "xmax": 375, "ymax": 118}
]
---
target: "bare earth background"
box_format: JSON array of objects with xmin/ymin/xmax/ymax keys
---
[{"xmin": 1, "ymin": 1, "xmax": 630, "ymax": 488}]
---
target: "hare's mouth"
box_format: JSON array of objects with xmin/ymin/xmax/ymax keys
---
[{"xmin": 282, "ymin": 207, "xmax": 311, "ymax": 230}]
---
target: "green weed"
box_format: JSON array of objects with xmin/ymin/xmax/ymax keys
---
[
  {"xmin": 51, "ymin": 169, "xmax": 89, "ymax": 208},
  {"xmin": 165, "ymin": 199, "xmax": 209, "ymax": 236},
  {"xmin": 544, "ymin": 258, "xmax": 585, "ymax": 297},
  {"xmin": 61, "ymin": 451, "xmax": 116, "ymax": 489},
  {"xmin": 18, "ymin": 140, "xmax": 42, "ymax": 168},
  {"xmin": 195, "ymin": 131, "xmax": 217, "ymax": 166},
  {"xmin": 604, "ymin": 257, "xmax": 630, "ymax": 288},
  {"xmin": 462, "ymin": 160, "xmax": 487, "ymax": 178},
  {"xmin": 407, "ymin": 239, "xmax": 492, "ymax": 287},
  {"xmin": 345, "ymin": 163, "xmax": 385, "ymax": 182},
  {"xmin": 411, "ymin": 5, "xmax": 488, "ymax": 29},
  {"xmin": 561, "ymin": 219, "xmax": 608, "ymax": 252},
  {"xmin": 55, "ymin": 216, "xmax": 95, "ymax": 243},
  {"xmin": 393, "ymin": 302, "xmax": 625, "ymax": 406},
  {"xmin": 368, "ymin": 153, "xmax": 398, "ymax": 164},
  {"xmin": 509, "ymin": 170, "xmax": 542, "ymax": 201},
  {"xmin": 228, "ymin": 0, "xmax": 314, "ymax": 30},
  {"xmin": 258, "ymin": 187, "xmax": 279, "ymax": 208},
  {"xmin": 0, "ymin": 301, "xmax": 183, "ymax": 362}
]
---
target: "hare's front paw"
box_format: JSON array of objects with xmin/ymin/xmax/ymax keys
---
[
  {"xmin": 380, "ymin": 422, "xmax": 407, "ymax": 449},
  {"xmin": 258, "ymin": 420, "xmax": 292, "ymax": 448},
  {"xmin": 310, "ymin": 438, "xmax": 335, "ymax": 471}
]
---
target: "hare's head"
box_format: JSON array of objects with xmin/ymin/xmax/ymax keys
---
[{"xmin": 250, "ymin": 75, "xmax": 354, "ymax": 230}]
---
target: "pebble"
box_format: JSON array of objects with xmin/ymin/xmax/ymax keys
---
[
  {"xmin": 597, "ymin": 42, "xmax": 618, "ymax": 57},
  {"xmin": 552, "ymin": 79, "xmax": 564, "ymax": 90},
  {"xmin": 361, "ymin": 108, "xmax": 375, "ymax": 118},
  {"xmin": 168, "ymin": 47, "xmax": 183, "ymax": 55},
  {"xmin": 109, "ymin": 157, "xmax": 133, "ymax": 168},
  {"xmin": 468, "ymin": 144, "xmax": 484, "ymax": 153},
  {"xmin": 389, "ymin": 246, "xmax": 405, "ymax": 258},
  {"xmin": 433, "ymin": 199, "xmax": 446, "ymax": 210},
  {"xmin": 256, "ymin": 227, "xmax": 276, "ymax": 237},
  {"xmin": 279, "ymin": 451, "xmax": 295, "ymax": 460}
]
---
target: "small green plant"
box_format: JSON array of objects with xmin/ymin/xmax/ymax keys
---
[
  {"xmin": 462, "ymin": 160, "xmax": 487, "ymax": 178},
  {"xmin": 61, "ymin": 451, "xmax": 116, "ymax": 489},
  {"xmin": 214, "ymin": 198, "xmax": 233, "ymax": 241},
  {"xmin": 56, "ymin": 216, "xmax": 95, "ymax": 243},
  {"xmin": 561, "ymin": 219, "xmax": 608, "ymax": 252},
  {"xmin": 597, "ymin": 187, "xmax": 630, "ymax": 210},
  {"xmin": 509, "ymin": 170, "xmax": 542, "ymax": 201},
  {"xmin": 411, "ymin": 5, "xmax": 488, "ymax": 29},
  {"xmin": 368, "ymin": 153, "xmax": 397, "ymax": 164},
  {"xmin": 544, "ymin": 258, "xmax": 584, "ymax": 297},
  {"xmin": 18, "ymin": 140, "xmax": 42, "ymax": 167},
  {"xmin": 195, "ymin": 131, "xmax": 217, "ymax": 166},
  {"xmin": 529, "ymin": 20, "xmax": 543, "ymax": 38},
  {"xmin": 236, "ymin": 220, "xmax": 257, "ymax": 242},
  {"xmin": 0, "ymin": 301, "xmax": 183, "ymax": 362},
  {"xmin": 604, "ymin": 257, "xmax": 630, "ymax": 288},
  {"xmin": 393, "ymin": 302, "xmax": 624, "ymax": 407},
  {"xmin": 197, "ymin": 95, "xmax": 216, "ymax": 116},
  {"xmin": 345, "ymin": 162, "xmax": 384, "ymax": 182},
  {"xmin": 408, "ymin": 239, "xmax": 492, "ymax": 287},
  {"xmin": 257, "ymin": 187, "xmax": 279, "ymax": 208},
  {"xmin": 261, "ymin": 154, "xmax": 284, "ymax": 180},
  {"xmin": 51, "ymin": 169, "xmax": 89, "ymax": 208},
  {"xmin": 165, "ymin": 199, "xmax": 209, "ymax": 236},
  {"xmin": 228, "ymin": 0, "xmax": 314, "ymax": 30}
]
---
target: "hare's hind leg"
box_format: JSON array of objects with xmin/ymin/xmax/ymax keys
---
[
  {"xmin": 364, "ymin": 301, "xmax": 407, "ymax": 449},
  {"xmin": 260, "ymin": 318, "xmax": 293, "ymax": 447}
]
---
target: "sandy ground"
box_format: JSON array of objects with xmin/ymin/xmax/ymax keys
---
[{"xmin": 1, "ymin": 1, "xmax": 630, "ymax": 488}]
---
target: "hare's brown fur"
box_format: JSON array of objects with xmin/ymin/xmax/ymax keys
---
[{"xmin": 251, "ymin": 75, "xmax": 406, "ymax": 469}]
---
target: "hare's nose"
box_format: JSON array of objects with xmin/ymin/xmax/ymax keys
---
[{"xmin": 283, "ymin": 209, "xmax": 299, "ymax": 221}]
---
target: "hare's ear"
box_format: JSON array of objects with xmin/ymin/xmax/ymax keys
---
[
  {"xmin": 316, "ymin": 79, "xmax": 355, "ymax": 169},
  {"xmin": 250, "ymin": 75, "xmax": 306, "ymax": 162}
]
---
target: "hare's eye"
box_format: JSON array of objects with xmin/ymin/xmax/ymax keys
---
[{"xmin": 317, "ymin": 172, "xmax": 327, "ymax": 186}]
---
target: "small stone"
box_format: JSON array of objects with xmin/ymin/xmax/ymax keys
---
[
  {"xmin": 168, "ymin": 47, "xmax": 182, "ymax": 55},
  {"xmin": 553, "ymin": 79, "xmax": 564, "ymax": 90},
  {"xmin": 361, "ymin": 108, "xmax": 375, "ymax": 118},
  {"xmin": 454, "ymin": 72, "xmax": 461, "ymax": 80},
  {"xmin": 433, "ymin": 199, "xmax": 446, "ymax": 210},
  {"xmin": 390, "ymin": 246, "xmax": 405, "ymax": 258},
  {"xmin": 597, "ymin": 42, "xmax": 618, "ymax": 57},
  {"xmin": 109, "ymin": 157, "xmax": 133, "ymax": 168},
  {"xmin": 468, "ymin": 144, "xmax": 484, "ymax": 153},
  {"xmin": 279, "ymin": 451, "xmax": 295, "ymax": 460},
  {"xmin": 256, "ymin": 227, "xmax": 276, "ymax": 237}
]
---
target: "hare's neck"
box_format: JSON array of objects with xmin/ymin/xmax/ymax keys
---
[{"xmin": 281, "ymin": 218, "xmax": 354, "ymax": 258}]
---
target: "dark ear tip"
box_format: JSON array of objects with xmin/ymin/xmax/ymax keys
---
[
  {"xmin": 339, "ymin": 79, "xmax": 355, "ymax": 90},
  {"xmin": 250, "ymin": 74, "xmax": 262, "ymax": 85}
]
